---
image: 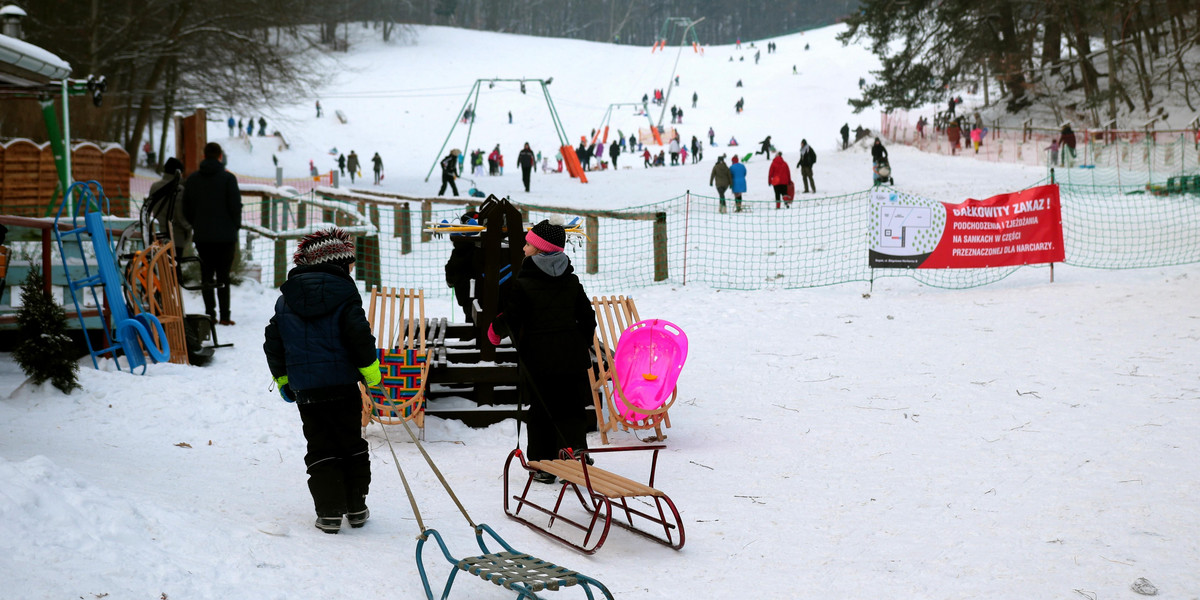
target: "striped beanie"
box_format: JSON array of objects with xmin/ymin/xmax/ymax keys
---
[
  {"xmin": 526, "ymin": 218, "xmax": 565, "ymax": 253},
  {"xmin": 294, "ymin": 227, "xmax": 356, "ymax": 266}
]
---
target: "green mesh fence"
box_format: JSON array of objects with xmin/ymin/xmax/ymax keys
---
[
  {"xmin": 239, "ymin": 176, "xmax": 1200, "ymax": 298},
  {"xmin": 1050, "ymin": 135, "xmax": 1200, "ymax": 187}
]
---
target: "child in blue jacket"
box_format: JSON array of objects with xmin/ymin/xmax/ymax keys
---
[{"xmin": 264, "ymin": 228, "xmax": 381, "ymax": 534}]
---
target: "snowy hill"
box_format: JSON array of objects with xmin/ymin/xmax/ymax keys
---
[{"xmin": 4, "ymin": 24, "xmax": 1198, "ymax": 600}]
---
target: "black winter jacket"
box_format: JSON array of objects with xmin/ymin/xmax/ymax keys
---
[
  {"xmin": 493, "ymin": 255, "xmax": 596, "ymax": 375},
  {"xmin": 517, "ymin": 148, "xmax": 535, "ymax": 171},
  {"xmin": 263, "ymin": 264, "xmax": 377, "ymax": 404},
  {"xmin": 183, "ymin": 159, "xmax": 242, "ymax": 244}
]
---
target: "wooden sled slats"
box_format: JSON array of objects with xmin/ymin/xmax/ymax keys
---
[
  {"xmin": 504, "ymin": 446, "xmax": 685, "ymax": 554},
  {"xmin": 363, "ymin": 286, "xmax": 428, "ymax": 428}
]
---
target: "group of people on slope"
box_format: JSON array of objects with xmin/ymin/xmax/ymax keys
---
[
  {"xmin": 335, "ymin": 150, "xmax": 384, "ymax": 185},
  {"xmin": 438, "ymin": 143, "xmax": 539, "ymax": 195},
  {"xmin": 707, "ymin": 139, "xmax": 819, "ymax": 213}
]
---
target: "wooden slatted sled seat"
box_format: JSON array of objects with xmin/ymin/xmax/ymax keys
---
[
  {"xmin": 362, "ymin": 286, "xmax": 429, "ymax": 430},
  {"xmin": 503, "ymin": 446, "xmax": 685, "ymax": 554}
]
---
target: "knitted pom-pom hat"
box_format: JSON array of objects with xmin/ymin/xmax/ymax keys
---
[
  {"xmin": 526, "ymin": 216, "xmax": 565, "ymax": 253},
  {"xmin": 293, "ymin": 227, "xmax": 356, "ymax": 266}
]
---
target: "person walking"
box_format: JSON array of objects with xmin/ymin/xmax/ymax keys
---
[
  {"xmin": 1058, "ymin": 124, "xmax": 1077, "ymax": 167},
  {"xmin": 609, "ymin": 140, "xmax": 621, "ymax": 169},
  {"xmin": 346, "ymin": 151, "xmax": 360, "ymax": 184},
  {"xmin": 796, "ymin": 139, "xmax": 817, "ymax": 193},
  {"xmin": 182, "ymin": 142, "xmax": 242, "ymax": 326},
  {"xmin": 315, "ymin": 100, "xmax": 322, "ymax": 118},
  {"xmin": 871, "ymin": 138, "xmax": 889, "ymax": 165},
  {"xmin": 692, "ymin": 91, "xmax": 698, "ymax": 108},
  {"xmin": 486, "ymin": 218, "xmax": 597, "ymax": 476},
  {"xmin": 517, "ymin": 143, "xmax": 535, "ymax": 192},
  {"xmin": 947, "ymin": 121, "xmax": 961, "ymax": 155},
  {"xmin": 691, "ymin": 136, "xmax": 701, "ymax": 164},
  {"xmin": 669, "ymin": 135, "xmax": 681, "ymax": 165},
  {"xmin": 729, "ymin": 155, "xmax": 747, "ymax": 212},
  {"xmin": 227, "ymin": 116, "xmax": 236, "ymax": 137},
  {"xmin": 708, "ymin": 127, "xmax": 716, "ymax": 146},
  {"xmin": 643, "ymin": 148, "xmax": 652, "ymax": 168},
  {"xmin": 257, "ymin": 116, "xmax": 267, "ymax": 136},
  {"xmin": 970, "ymin": 126, "xmax": 983, "ymax": 154},
  {"xmin": 371, "ymin": 152, "xmax": 384, "ymax": 184},
  {"xmin": 756, "ymin": 135, "xmax": 772, "ymax": 155},
  {"xmin": 337, "ymin": 153, "xmax": 346, "ymax": 177},
  {"xmin": 488, "ymin": 145, "xmax": 500, "ymax": 176},
  {"xmin": 263, "ymin": 227, "xmax": 379, "ymax": 535},
  {"xmin": 768, "ymin": 151, "xmax": 792, "ymax": 209},
  {"xmin": 438, "ymin": 149, "xmax": 461, "ymax": 196},
  {"xmin": 840, "ymin": 123, "xmax": 850, "ymax": 150},
  {"xmin": 710, "ymin": 155, "xmax": 732, "ymax": 213}
]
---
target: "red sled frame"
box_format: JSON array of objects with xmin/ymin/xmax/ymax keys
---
[{"xmin": 503, "ymin": 445, "xmax": 685, "ymax": 555}]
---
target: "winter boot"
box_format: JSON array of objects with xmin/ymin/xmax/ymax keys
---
[
  {"xmin": 347, "ymin": 507, "xmax": 370, "ymax": 528},
  {"xmin": 532, "ymin": 471, "xmax": 557, "ymax": 484},
  {"xmin": 315, "ymin": 515, "xmax": 342, "ymax": 534}
]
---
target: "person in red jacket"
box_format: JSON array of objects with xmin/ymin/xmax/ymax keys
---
[{"xmin": 768, "ymin": 151, "xmax": 793, "ymax": 209}]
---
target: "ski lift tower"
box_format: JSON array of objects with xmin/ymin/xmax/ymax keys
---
[
  {"xmin": 426, "ymin": 77, "xmax": 588, "ymax": 184},
  {"xmin": 650, "ymin": 17, "xmax": 704, "ymax": 133}
]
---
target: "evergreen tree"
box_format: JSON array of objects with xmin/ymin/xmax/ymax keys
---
[{"xmin": 14, "ymin": 267, "xmax": 81, "ymax": 394}]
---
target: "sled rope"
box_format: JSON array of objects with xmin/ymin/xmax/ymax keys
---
[{"xmin": 368, "ymin": 383, "xmax": 475, "ymax": 531}]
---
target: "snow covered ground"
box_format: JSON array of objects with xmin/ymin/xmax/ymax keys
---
[{"xmin": 5, "ymin": 23, "xmax": 1199, "ymax": 600}]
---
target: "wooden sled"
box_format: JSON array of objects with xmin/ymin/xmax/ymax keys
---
[
  {"xmin": 124, "ymin": 242, "xmax": 189, "ymax": 365},
  {"xmin": 363, "ymin": 286, "xmax": 429, "ymax": 429},
  {"xmin": 503, "ymin": 446, "xmax": 685, "ymax": 555},
  {"xmin": 588, "ymin": 296, "xmax": 677, "ymax": 443}
]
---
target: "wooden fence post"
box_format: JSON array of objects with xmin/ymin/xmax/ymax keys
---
[
  {"xmin": 586, "ymin": 215, "xmax": 599, "ymax": 274},
  {"xmin": 653, "ymin": 211, "xmax": 668, "ymax": 281},
  {"xmin": 397, "ymin": 202, "xmax": 412, "ymax": 254},
  {"xmin": 273, "ymin": 239, "xmax": 288, "ymax": 288},
  {"xmin": 421, "ymin": 200, "xmax": 432, "ymax": 243}
]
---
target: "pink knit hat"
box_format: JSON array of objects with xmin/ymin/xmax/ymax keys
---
[{"xmin": 525, "ymin": 218, "xmax": 565, "ymax": 253}]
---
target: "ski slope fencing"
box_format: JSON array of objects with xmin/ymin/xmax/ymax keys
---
[
  {"xmin": 881, "ymin": 109, "xmax": 1200, "ymax": 186},
  {"xmin": 236, "ymin": 178, "xmax": 1200, "ymax": 299}
]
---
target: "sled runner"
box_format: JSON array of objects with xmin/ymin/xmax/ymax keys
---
[
  {"xmin": 504, "ymin": 445, "xmax": 685, "ymax": 555},
  {"xmin": 358, "ymin": 383, "xmax": 614, "ymax": 600},
  {"xmin": 363, "ymin": 286, "xmax": 429, "ymax": 429}
]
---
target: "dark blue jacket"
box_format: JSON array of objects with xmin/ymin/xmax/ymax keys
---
[{"xmin": 263, "ymin": 264, "xmax": 376, "ymax": 403}]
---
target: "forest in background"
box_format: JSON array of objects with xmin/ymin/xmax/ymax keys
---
[
  {"xmin": 841, "ymin": 0, "xmax": 1200, "ymax": 129},
  {"xmin": 0, "ymin": 0, "xmax": 855, "ymax": 169}
]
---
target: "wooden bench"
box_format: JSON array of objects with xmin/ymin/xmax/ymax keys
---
[{"xmin": 503, "ymin": 446, "xmax": 684, "ymax": 554}]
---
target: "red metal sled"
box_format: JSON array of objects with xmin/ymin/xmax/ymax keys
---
[{"xmin": 503, "ymin": 446, "xmax": 685, "ymax": 555}]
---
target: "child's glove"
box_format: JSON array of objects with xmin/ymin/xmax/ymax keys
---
[
  {"xmin": 358, "ymin": 359, "xmax": 382, "ymax": 387},
  {"xmin": 487, "ymin": 323, "xmax": 502, "ymax": 346},
  {"xmin": 274, "ymin": 375, "xmax": 295, "ymax": 403}
]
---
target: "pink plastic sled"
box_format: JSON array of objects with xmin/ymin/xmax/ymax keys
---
[{"xmin": 611, "ymin": 319, "xmax": 688, "ymax": 422}]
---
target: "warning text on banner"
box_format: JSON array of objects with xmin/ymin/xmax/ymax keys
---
[{"xmin": 869, "ymin": 185, "xmax": 1065, "ymax": 269}]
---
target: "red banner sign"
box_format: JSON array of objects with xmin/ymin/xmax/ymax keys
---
[{"xmin": 920, "ymin": 185, "xmax": 1065, "ymax": 269}]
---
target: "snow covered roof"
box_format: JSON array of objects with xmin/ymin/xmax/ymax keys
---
[{"xmin": 0, "ymin": 31, "xmax": 71, "ymax": 86}]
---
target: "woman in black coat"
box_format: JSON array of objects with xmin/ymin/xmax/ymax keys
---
[{"xmin": 489, "ymin": 218, "xmax": 596, "ymax": 479}]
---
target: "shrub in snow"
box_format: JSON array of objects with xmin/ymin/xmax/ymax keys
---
[{"xmin": 14, "ymin": 266, "xmax": 80, "ymax": 393}]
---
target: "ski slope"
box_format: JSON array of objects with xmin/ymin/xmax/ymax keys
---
[{"xmin": 4, "ymin": 23, "xmax": 1198, "ymax": 600}]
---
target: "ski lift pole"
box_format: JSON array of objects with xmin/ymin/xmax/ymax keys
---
[
  {"xmin": 539, "ymin": 80, "xmax": 570, "ymax": 148},
  {"xmin": 425, "ymin": 80, "xmax": 479, "ymax": 182},
  {"xmin": 655, "ymin": 17, "xmax": 704, "ymax": 131}
]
